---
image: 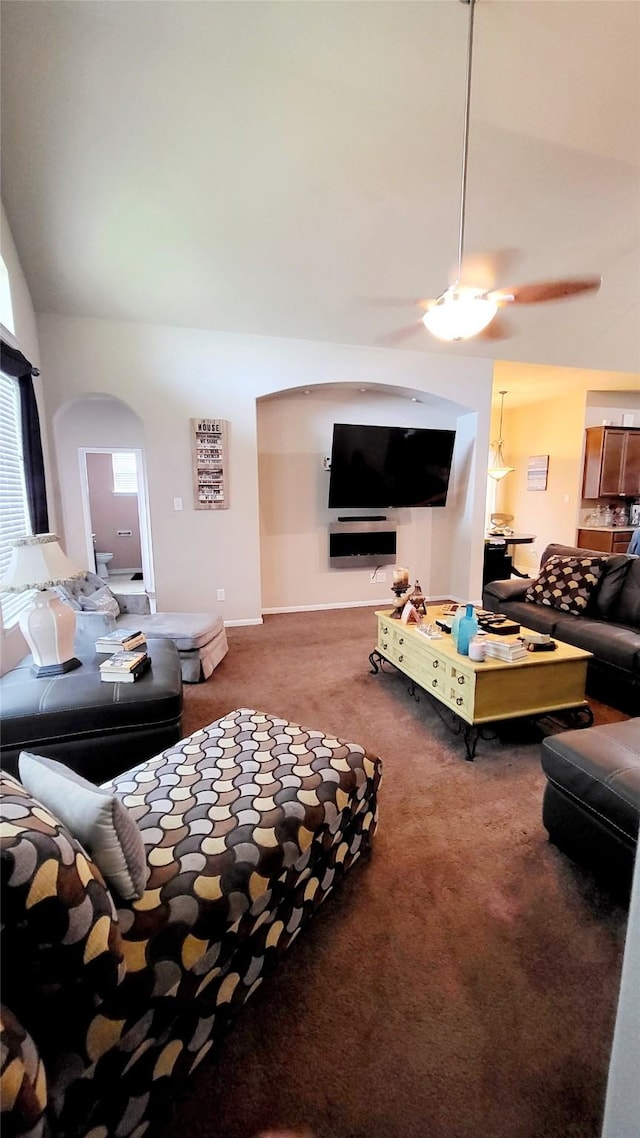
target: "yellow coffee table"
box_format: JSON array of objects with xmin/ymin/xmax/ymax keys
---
[{"xmin": 370, "ymin": 607, "xmax": 593, "ymax": 759}]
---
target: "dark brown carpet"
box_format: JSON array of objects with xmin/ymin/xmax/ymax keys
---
[{"xmin": 169, "ymin": 607, "xmax": 628, "ymax": 1138}]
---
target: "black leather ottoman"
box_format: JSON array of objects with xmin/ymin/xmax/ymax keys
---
[
  {"xmin": 541, "ymin": 718, "xmax": 640, "ymax": 895},
  {"xmin": 0, "ymin": 639, "xmax": 183, "ymax": 783}
]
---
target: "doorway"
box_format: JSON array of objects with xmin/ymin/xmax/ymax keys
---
[{"xmin": 79, "ymin": 447, "xmax": 156, "ymax": 607}]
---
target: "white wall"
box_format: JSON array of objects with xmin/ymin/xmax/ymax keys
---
[
  {"xmin": 584, "ymin": 390, "xmax": 640, "ymax": 429},
  {"xmin": 36, "ymin": 314, "xmax": 493, "ymax": 622}
]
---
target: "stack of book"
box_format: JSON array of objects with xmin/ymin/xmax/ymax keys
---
[
  {"xmin": 484, "ymin": 638, "xmax": 528, "ymax": 663},
  {"xmin": 95, "ymin": 628, "xmax": 147, "ymax": 653},
  {"xmin": 99, "ymin": 648, "xmax": 150, "ymax": 683}
]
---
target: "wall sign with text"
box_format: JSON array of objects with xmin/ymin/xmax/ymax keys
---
[
  {"xmin": 191, "ymin": 418, "xmax": 229, "ymax": 509},
  {"xmin": 527, "ymin": 454, "xmax": 549, "ymax": 492}
]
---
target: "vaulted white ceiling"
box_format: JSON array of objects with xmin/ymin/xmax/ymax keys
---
[{"xmin": 1, "ymin": 0, "xmax": 639, "ymax": 376}]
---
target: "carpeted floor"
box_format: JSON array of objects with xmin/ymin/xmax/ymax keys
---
[{"xmin": 169, "ymin": 606, "xmax": 629, "ymax": 1138}]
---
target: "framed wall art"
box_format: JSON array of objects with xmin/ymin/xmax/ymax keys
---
[
  {"xmin": 527, "ymin": 454, "xmax": 549, "ymax": 492},
  {"xmin": 191, "ymin": 418, "xmax": 229, "ymax": 509}
]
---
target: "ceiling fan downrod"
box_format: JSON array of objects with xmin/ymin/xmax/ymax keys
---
[{"xmin": 456, "ymin": 0, "xmax": 476, "ymax": 284}]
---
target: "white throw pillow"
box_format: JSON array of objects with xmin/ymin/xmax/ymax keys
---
[
  {"xmin": 78, "ymin": 585, "xmax": 120, "ymax": 618},
  {"xmin": 18, "ymin": 752, "xmax": 147, "ymax": 901}
]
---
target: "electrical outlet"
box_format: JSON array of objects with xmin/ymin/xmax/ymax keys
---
[
  {"xmin": 173, "ymin": 497, "xmax": 183, "ymax": 511},
  {"xmin": 216, "ymin": 588, "xmax": 225, "ymax": 602},
  {"xmin": 370, "ymin": 570, "xmax": 387, "ymax": 584}
]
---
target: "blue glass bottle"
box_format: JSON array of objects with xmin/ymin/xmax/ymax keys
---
[
  {"xmin": 457, "ymin": 604, "xmax": 478, "ymax": 656},
  {"xmin": 451, "ymin": 606, "xmax": 464, "ymax": 649}
]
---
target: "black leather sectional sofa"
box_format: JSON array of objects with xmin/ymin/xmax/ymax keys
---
[{"xmin": 483, "ymin": 542, "xmax": 640, "ymax": 714}]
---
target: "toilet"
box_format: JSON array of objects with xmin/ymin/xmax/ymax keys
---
[{"xmin": 95, "ymin": 552, "xmax": 114, "ymax": 579}]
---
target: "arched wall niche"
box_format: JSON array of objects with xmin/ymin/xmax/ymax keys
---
[{"xmin": 256, "ymin": 381, "xmax": 483, "ymax": 609}]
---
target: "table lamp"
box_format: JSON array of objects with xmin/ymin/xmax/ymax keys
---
[{"xmin": 0, "ymin": 533, "xmax": 84, "ymax": 676}]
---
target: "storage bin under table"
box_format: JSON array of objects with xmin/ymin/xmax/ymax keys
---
[{"xmin": 0, "ymin": 638, "xmax": 183, "ymax": 782}]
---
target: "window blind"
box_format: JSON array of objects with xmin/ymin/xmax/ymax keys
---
[
  {"xmin": 112, "ymin": 451, "xmax": 138, "ymax": 494},
  {"xmin": 0, "ymin": 372, "xmax": 33, "ymax": 625}
]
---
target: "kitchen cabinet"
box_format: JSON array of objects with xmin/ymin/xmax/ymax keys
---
[
  {"xmin": 582, "ymin": 426, "xmax": 640, "ymax": 498},
  {"xmin": 576, "ymin": 528, "xmax": 633, "ymax": 555}
]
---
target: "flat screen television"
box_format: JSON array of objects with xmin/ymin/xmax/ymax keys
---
[{"xmin": 328, "ymin": 422, "xmax": 456, "ymax": 509}]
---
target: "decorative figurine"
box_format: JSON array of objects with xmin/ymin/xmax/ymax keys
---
[
  {"xmin": 409, "ymin": 579, "xmax": 427, "ymax": 616},
  {"xmin": 390, "ymin": 582, "xmax": 413, "ymax": 618}
]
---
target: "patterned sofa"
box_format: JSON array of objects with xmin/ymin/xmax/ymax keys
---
[{"xmin": 1, "ymin": 709, "xmax": 382, "ymax": 1138}]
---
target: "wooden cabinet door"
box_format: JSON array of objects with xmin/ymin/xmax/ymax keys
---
[
  {"xmin": 621, "ymin": 431, "xmax": 640, "ymax": 497},
  {"xmin": 612, "ymin": 532, "xmax": 633, "ymax": 554},
  {"xmin": 582, "ymin": 427, "xmax": 605, "ymax": 498},
  {"xmin": 599, "ymin": 429, "xmax": 626, "ymax": 495},
  {"xmin": 576, "ymin": 529, "xmax": 612, "ymax": 553}
]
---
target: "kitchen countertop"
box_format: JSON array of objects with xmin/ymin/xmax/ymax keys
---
[{"xmin": 578, "ymin": 526, "xmax": 633, "ymax": 532}]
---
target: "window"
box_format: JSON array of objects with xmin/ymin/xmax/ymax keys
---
[
  {"xmin": 112, "ymin": 452, "xmax": 138, "ymax": 494},
  {"xmin": 0, "ymin": 372, "xmax": 33, "ymax": 626},
  {"xmin": 0, "ymin": 255, "xmax": 15, "ymax": 334}
]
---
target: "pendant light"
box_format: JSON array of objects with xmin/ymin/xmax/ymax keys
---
[{"xmin": 488, "ymin": 390, "xmax": 514, "ymax": 481}]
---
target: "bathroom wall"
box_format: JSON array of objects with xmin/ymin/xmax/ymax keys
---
[{"xmin": 86, "ymin": 452, "xmax": 142, "ymax": 572}]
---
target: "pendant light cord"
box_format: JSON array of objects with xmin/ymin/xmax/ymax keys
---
[
  {"xmin": 498, "ymin": 390, "xmax": 506, "ymax": 441},
  {"xmin": 456, "ymin": 0, "xmax": 476, "ymax": 283}
]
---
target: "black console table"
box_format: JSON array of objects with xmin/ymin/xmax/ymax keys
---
[{"xmin": 483, "ymin": 533, "xmax": 535, "ymax": 585}]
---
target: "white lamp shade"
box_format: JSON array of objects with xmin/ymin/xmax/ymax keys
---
[
  {"xmin": 0, "ymin": 533, "xmax": 83, "ymax": 592},
  {"xmin": 488, "ymin": 441, "xmax": 515, "ymax": 481},
  {"xmin": 422, "ymin": 288, "xmax": 498, "ymax": 342}
]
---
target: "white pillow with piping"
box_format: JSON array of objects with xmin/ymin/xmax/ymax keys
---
[
  {"xmin": 78, "ymin": 585, "xmax": 120, "ymax": 618},
  {"xmin": 18, "ymin": 751, "xmax": 147, "ymax": 901}
]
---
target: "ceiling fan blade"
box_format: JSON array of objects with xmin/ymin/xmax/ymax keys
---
[
  {"xmin": 492, "ymin": 276, "xmax": 602, "ymax": 306},
  {"xmin": 477, "ymin": 312, "xmax": 513, "ymax": 341},
  {"xmin": 375, "ymin": 322, "xmax": 425, "ymax": 346}
]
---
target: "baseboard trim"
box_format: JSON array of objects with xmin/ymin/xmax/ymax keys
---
[
  {"xmin": 262, "ymin": 595, "xmax": 461, "ymax": 616},
  {"xmin": 225, "ymin": 597, "xmax": 468, "ymax": 623},
  {"xmin": 262, "ymin": 600, "xmax": 387, "ymax": 615}
]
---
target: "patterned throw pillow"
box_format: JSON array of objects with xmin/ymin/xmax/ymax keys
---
[
  {"xmin": 525, "ymin": 554, "xmax": 607, "ymax": 616},
  {"xmin": 18, "ymin": 753, "xmax": 147, "ymax": 901},
  {"xmin": 78, "ymin": 585, "xmax": 120, "ymax": 618},
  {"xmin": 0, "ymin": 773, "xmax": 124, "ymax": 1002}
]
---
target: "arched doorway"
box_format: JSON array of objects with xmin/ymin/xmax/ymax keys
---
[{"xmin": 52, "ymin": 394, "xmax": 156, "ymax": 606}]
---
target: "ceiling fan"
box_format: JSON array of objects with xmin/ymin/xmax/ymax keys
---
[{"xmin": 384, "ymin": 0, "xmax": 601, "ymax": 344}]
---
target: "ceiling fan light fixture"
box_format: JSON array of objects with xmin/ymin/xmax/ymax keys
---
[{"xmin": 422, "ymin": 287, "xmax": 498, "ymax": 341}]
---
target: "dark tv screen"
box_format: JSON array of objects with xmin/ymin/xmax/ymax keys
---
[{"xmin": 328, "ymin": 422, "xmax": 456, "ymax": 509}]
